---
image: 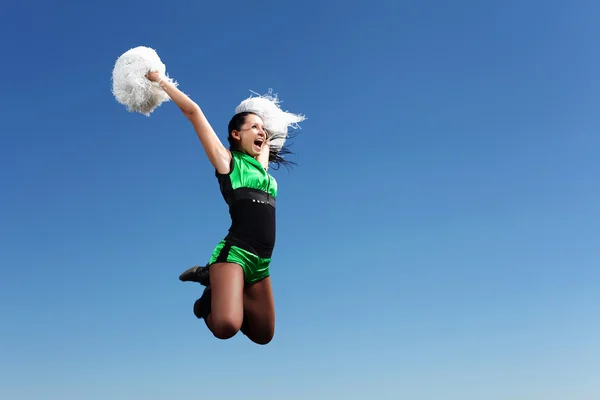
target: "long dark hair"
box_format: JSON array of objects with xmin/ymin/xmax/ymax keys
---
[{"xmin": 227, "ymin": 111, "xmax": 296, "ymax": 170}]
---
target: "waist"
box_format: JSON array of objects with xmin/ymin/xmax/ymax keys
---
[
  {"xmin": 229, "ymin": 187, "xmax": 276, "ymax": 207},
  {"xmin": 227, "ymin": 201, "xmax": 276, "ymax": 258}
]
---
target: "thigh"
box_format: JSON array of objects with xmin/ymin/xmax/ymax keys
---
[
  {"xmin": 209, "ymin": 262, "xmax": 245, "ymax": 329},
  {"xmin": 243, "ymin": 277, "xmax": 276, "ymax": 344}
]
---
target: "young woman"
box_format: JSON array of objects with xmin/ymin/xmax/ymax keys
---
[{"xmin": 145, "ymin": 71, "xmax": 300, "ymax": 345}]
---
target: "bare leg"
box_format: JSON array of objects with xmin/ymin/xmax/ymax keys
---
[
  {"xmin": 205, "ymin": 262, "xmax": 245, "ymax": 340},
  {"xmin": 242, "ymin": 277, "xmax": 276, "ymax": 345}
]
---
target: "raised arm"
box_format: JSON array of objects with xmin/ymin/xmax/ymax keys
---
[
  {"xmin": 256, "ymin": 139, "xmax": 270, "ymax": 170},
  {"xmin": 146, "ymin": 72, "xmax": 231, "ymax": 174}
]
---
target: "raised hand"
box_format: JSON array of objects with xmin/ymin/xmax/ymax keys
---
[{"xmin": 145, "ymin": 70, "xmax": 161, "ymax": 82}]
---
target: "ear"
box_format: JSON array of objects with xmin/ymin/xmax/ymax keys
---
[{"xmin": 231, "ymin": 130, "xmax": 241, "ymax": 141}]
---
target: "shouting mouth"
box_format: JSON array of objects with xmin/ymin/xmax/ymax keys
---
[{"xmin": 254, "ymin": 138, "xmax": 265, "ymax": 149}]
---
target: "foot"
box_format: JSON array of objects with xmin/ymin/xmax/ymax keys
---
[
  {"xmin": 179, "ymin": 265, "xmax": 210, "ymax": 286},
  {"xmin": 193, "ymin": 286, "xmax": 211, "ymax": 319}
]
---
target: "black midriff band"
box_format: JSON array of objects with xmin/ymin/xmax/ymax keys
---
[{"xmin": 231, "ymin": 188, "xmax": 276, "ymax": 208}]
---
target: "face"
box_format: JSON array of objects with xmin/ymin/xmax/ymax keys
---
[{"xmin": 232, "ymin": 113, "xmax": 268, "ymax": 157}]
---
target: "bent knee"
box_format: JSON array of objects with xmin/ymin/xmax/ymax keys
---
[
  {"xmin": 252, "ymin": 334, "xmax": 274, "ymax": 345},
  {"xmin": 210, "ymin": 316, "xmax": 242, "ymax": 340},
  {"xmin": 249, "ymin": 326, "xmax": 275, "ymax": 345}
]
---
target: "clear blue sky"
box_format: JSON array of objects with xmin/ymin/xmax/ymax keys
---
[{"xmin": 1, "ymin": 0, "xmax": 599, "ymax": 399}]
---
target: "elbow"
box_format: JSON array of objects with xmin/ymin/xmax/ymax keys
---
[{"xmin": 183, "ymin": 103, "xmax": 201, "ymax": 119}]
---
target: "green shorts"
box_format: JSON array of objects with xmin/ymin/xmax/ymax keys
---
[{"xmin": 208, "ymin": 239, "xmax": 271, "ymax": 284}]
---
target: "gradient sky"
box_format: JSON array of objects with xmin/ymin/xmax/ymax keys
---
[{"xmin": 1, "ymin": 0, "xmax": 599, "ymax": 399}]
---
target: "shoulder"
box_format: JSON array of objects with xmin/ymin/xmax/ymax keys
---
[
  {"xmin": 215, "ymin": 150, "xmax": 235, "ymax": 176},
  {"xmin": 216, "ymin": 151, "xmax": 250, "ymax": 178}
]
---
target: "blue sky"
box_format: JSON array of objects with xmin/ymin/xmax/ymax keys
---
[{"xmin": 1, "ymin": 0, "xmax": 599, "ymax": 399}]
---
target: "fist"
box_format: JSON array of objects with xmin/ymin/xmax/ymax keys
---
[{"xmin": 145, "ymin": 71, "xmax": 161, "ymax": 82}]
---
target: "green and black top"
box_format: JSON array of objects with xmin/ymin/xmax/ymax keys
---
[{"xmin": 216, "ymin": 151, "xmax": 278, "ymax": 259}]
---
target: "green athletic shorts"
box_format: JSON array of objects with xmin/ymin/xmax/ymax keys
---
[{"xmin": 208, "ymin": 240, "xmax": 271, "ymax": 284}]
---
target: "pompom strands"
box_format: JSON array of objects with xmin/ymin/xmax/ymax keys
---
[
  {"xmin": 111, "ymin": 46, "xmax": 177, "ymax": 116},
  {"xmin": 235, "ymin": 90, "xmax": 306, "ymax": 152}
]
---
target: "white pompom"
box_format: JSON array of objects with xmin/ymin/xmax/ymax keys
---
[
  {"xmin": 235, "ymin": 90, "xmax": 306, "ymax": 151},
  {"xmin": 111, "ymin": 46, "xmax": 177, "ymax": 116}
]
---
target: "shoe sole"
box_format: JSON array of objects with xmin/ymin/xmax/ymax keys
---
[{"xmin": 179, "ymin": 266, "xmax": 210, "ymax": 286}]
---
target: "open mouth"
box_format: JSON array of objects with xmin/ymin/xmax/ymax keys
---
[{"xmin": 254, "ymin": 138, "xmax": 264, "ymax": 148}]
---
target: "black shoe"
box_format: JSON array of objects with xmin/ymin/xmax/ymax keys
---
[
  {"xmin": 179, "ymin": 265, "xmax": 210, "ymax": 286},
  {"xmin": 193, "ymin": 286, "xmax": 211, "ymax": 319}
]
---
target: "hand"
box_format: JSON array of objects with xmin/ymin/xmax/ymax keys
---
[
  {"xmin": 145, "ymin": 71, "xmax": 161, "ymax": 82},
  {"xmin": 260, "ymin": 137, "xmax": 271, "ymax": 156}
]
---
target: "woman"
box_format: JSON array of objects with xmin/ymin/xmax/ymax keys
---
[{"xmin": 145, "ymin": 71, "xmax": 299, "ymax": 345}]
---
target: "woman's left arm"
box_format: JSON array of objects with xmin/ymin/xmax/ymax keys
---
[{"xmin": 257, "ymin": 140, "xmax": 270, "ymax": 170}]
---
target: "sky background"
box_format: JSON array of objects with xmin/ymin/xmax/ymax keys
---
[{"xmin": 1, "ymin": 0, "xmax": 599, "ymax": 399}]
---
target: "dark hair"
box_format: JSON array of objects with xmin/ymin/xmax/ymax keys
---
[{"xmin": 227, "ymin": 111, "xmax": 296, "ymax": 170}]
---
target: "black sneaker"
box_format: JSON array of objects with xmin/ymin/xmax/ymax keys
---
[
  {"xmin": 193, "ymin": 286, "xmax": 211, "ymax": 319},
  {"xmin": 179, "ymin": 265, "xmax": 210, "ymax": 286}
]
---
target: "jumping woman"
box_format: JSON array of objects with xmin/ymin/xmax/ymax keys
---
[{"xmin": 145, "ymin": 71, "xmax": 304, "ymax": 345}]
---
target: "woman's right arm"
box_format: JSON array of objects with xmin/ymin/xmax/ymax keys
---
[{"xmin": 146, "ymin": 72, "xmax": 231, "ymax": 174}]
